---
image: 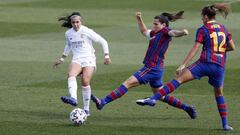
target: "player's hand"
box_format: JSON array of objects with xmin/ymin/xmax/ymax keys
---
[
  {"xmin": 183, "ymin": 29, "xmax": 189, "ymax": 36},
  {"xmin": 53, "ymin": 59, "xmax": 63, "ymax": 69},
  {"xmin": 176, "ymin": 64, "xmax": 186, "ymax": 75},
  {"xmin": 136, "ymin": 12, "xmax": 142, "ymax": 20},
  {"xmin": 104, "ymin": 58, "xmax": 111, "ymax": 65}
]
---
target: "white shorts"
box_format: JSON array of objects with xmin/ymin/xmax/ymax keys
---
[{"xmin": 72, "ymin": 56, "xmax": 96, "ymax": 68}]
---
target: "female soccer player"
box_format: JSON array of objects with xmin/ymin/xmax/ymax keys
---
[
  {"xmin": 138, "ymin": 3, "xmax": 235, "ymax": 131},
  {"xmin": 91, "ymin": 11, "xmax": 197, "ymax": 119},
  {"xmin": 53, "ymin": 12, "xmax": 111, "ymax": 116}
]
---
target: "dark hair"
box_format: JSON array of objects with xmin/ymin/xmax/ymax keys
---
[
  {"xmin": 58, "ymin": 12, "xmax": 81, "ymax": 28},
  {"xmin": 202, "ymin": 3, "xmax": 231, "ymax": 19},
  {"xmin": 154, "ymin": 11, "xmax": 184, "ymax": 26}
]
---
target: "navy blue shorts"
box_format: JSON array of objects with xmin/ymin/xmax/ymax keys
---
[
  {"xmin": 188, "ymin": 61, "xmax": 225, "ymax": 88},
  {"xmin": 133, "ymin": 66, "xmax": 164, "ymax": 88}
]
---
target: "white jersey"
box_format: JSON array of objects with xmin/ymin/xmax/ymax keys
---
[{"xmin": 63, "ymin": 25, "xmax": 109, "ymax": 60}]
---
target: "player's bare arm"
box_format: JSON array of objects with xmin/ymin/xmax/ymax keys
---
[
  {"xmin": 168, "ymin": 29, "xmax": 188, "ymax": 37},
  {"xmin": 53, "ymin": 54, "xmax": 67, "ymax": 69},
  {"xmin": 176, "ymin": 42, "xmax": 201, "ymax": 75},
  {"xmin": 136, "ymin": 12, "xmax": 148, "ymax": 35}
]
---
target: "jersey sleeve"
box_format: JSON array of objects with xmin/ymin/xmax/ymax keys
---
[
  {"xmin": 143, "ymin": 29, "xmax": 152, "ymax": 39},
  {"xmin": 161, "ymin": 27, "xmax": 170, "ymax": 36},
  {"xmin": 227, "ymin": 32, "xmax": 232, "ymax": 41},
  {"xmin": 62, "ymin": 33, "xmax": 72, "ymax": 56},
  {"xmin": 86, "ymin": 28, "xmax": 109, "ymax": 54},
  {"xmin": 224, "ymin": 26, "xmax": 232, "ymax": 43},
  {"xmin": 195, "ymin": 28, "xmax": 204, "ymax": 43},
  {"xmin": 223, "ymin": 26, "xmax": 232, "ymax": 48}
]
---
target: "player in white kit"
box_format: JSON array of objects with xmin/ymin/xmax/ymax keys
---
[{"xmin": 53, "ymin": 12, "xmax": 111, "ymax": 116}]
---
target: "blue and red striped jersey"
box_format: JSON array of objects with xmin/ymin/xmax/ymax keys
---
[
  {"xmin": 195, "ymin": 21, "xmax": 232, "ymax": 67},
  {"xmin": 143, "ymin": 27, "xmax": 172, "ymax": 68}
]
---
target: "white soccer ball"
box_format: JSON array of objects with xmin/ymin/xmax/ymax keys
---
[{"xmin": 69, "ymin": 108, "xmax": 87, "ymax": 125}]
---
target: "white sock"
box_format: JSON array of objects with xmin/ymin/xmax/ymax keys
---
[
  {"xmin": 68, "ymin": 76, "xmax": 77, "ymax": 100},
  {"xmin": 82, "ymin": 85, "xmax": 91, "ymax": 111}
]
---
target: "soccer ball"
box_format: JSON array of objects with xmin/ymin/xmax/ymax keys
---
[{"xmin": 69, "ymin": 108, "xmax": 87, "ymax": 125}]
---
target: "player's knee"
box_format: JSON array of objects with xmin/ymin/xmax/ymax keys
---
[
  {"xmin": 82, "ymin": 78, "xmax": 90, "ymax": 86},
  {"xmin": 214, "ymin": 88, "xmax": 223, "ymax": 96},
  {"xmin": 123, "ymin": 80, "xmax": 134, "ymax": 89},
  {"xmin": 123, "ymin": 76, "xmax": 139, "ymax": 89},
  {"xmin": 174, "ymin": 77, "xmax": 182, "ymax": 84},
  {"xmin": 68, "ymin": 74, "xmax": 77, "ymax": 78},
  {"xmin": 68, "ymin": 71, "xmax": 79, "ymax": 77},
  {"xmin": 122, "ymin": 81, "xmax": 131, "ymax": 89}
]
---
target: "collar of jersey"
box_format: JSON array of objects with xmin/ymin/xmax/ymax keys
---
[{"xmin": 207, "ymin": 20, "xmax": 216, "ymax": 23}]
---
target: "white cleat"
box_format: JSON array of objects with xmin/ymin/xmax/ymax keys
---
[{"xmin": 223, "ymin": 125, "xmax": 233, "ymax": 131}]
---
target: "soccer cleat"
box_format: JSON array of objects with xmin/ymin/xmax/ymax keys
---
[
  {"xmin": 136, "ymin": 97, "xmax": 156, "ymax": 106},
  {"xmin": 223, "ymin": 125, "xmax": 233, "ymax": 131},
  {"xmin": 91, "ymin": 95, "xmax": 105, "ymax": 110},
  {"xmin": 136, "ymin": 97, "xmax": 149, "ymax": 106},
  {"xmin": 185, "ymin": 106, "xmax": 197, "ymax": 119},
  {"xmin": 84, "ymin": 110, "xmax": 90, "ymax": 117},
  {"xmin": 60, "ymin": 96, "xmax": 78, "ymax": 106}
]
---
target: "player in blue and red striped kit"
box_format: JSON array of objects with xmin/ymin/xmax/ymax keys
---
[
  {"xmin": 137, "ymin": 3, "xmax": 235, "ymax": 131},
  {"xmin": 91, "ymin": 11, "xmax": 197, "ymax": 119}
]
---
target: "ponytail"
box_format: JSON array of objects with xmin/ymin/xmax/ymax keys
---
[
  {"xmin": 162, "ymin": 10, "xmax": 184, "ymax": 22},
  {"xmin": 58, "ymin": 12, "xmax": 81, "ymax": 28},
  {"xmin": 212, "ymin": 3, "xmax": 231, "ymax": 18},
  {"xmin": 154, "ymin": 10, "xmax": 184, "ymax": 26},
  {"xmin": 202, "ymin": 3, "xmax": 231, "ymax": 19}
]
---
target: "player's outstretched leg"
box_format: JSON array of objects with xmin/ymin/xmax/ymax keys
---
[{"xmin": 91, "ymin": 84, "xmax": 128, "ymax": 110}]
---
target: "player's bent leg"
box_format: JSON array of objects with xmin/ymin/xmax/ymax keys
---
[
  {"xmin": 176, "ymin": 68, "xmax": 195, "ymax": 84},
  {"xmin": 137, "ymin": 69, "xmax": 195, "ymax": 106},
  {"xmin": 61, "ymin": 63, "xmax": 82, "ymax": 106},
  {"xmin": 136, "ymin": 94, "xmax": 197, "ymax": 118},
  {"xmin": 91, "ymin": 75, "xmax": 140, "ymax": 110},
  {"xmin": 161, "ymin": 95, "xmax": 197, "ymax": 119}
]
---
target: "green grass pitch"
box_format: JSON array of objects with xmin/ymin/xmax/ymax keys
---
[{"xmin": 0, "ymin": 0, "xmax": 239, "ymax": 135}]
